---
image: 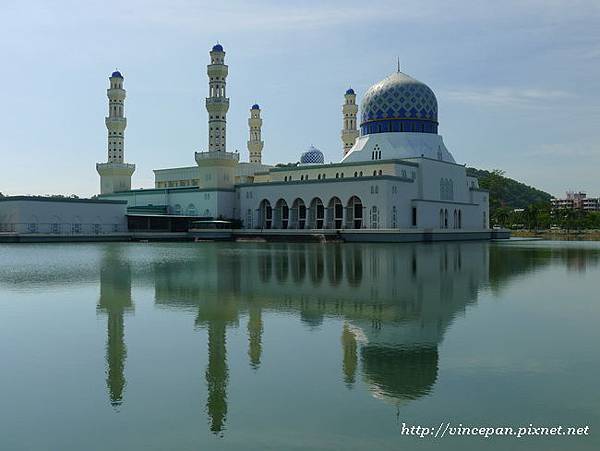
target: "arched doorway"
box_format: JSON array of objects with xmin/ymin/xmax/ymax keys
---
[
  {"xmin": 259, "ymin": 199, "xmax": 272, "ymax": 229},
  {"xmin": 274, "ymin": 199, "xmax": 289, "ymax": 229},
  {"xmin": 309, "ymin": 197, "xmax": 325, "ymax": 229},
  {"xmin": 291, "ymin": 198, "xmax": 307, "ymax": 229},
  {"xmin": 346, "ymin": 196, "xmax": 363, "ymax": 229},
  {"xmin": 327, "ymin": 197, "xmax": 344, "ymax": 229}
]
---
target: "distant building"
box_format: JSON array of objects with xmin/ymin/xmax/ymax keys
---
[{"xmin": 551, "ymin": 192, "xmax": 600, "ymax": 212}]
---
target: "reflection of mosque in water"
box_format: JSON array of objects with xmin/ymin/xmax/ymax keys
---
[{"xmin": 94, "ymin": 242, "xmax": 600, "ymax": 433}]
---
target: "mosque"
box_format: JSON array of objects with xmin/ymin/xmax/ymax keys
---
[{"xmin": 97, "ymin": 43, "xmax": 492, "ymax": 240}]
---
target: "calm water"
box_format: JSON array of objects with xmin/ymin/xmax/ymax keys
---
[{"xmin": 0, "ymin": 241, "xmax": 598, "ymax": 450}]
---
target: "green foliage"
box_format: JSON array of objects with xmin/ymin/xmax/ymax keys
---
[{"xmin": 467, "ymin": 167, "xmax": 552, "ymax": 212}]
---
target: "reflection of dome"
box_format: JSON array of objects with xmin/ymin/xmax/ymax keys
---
[
  {"xmin": 300, "ymin": 310, "xmax": 324, "ymax": 329},
  {"xmin": 251, "ymin": 104, "xmax": 260, "ymax": 110},
  {"xmin": 111, "ymin": 71, "xmax": 123, "ymax": 78},
  {"xmin": 212, "ymin": 43, "xmax": 223, "ymax": 52},
  {"xmin": 300, "ymin": 145, "xmax": 324, "ymax": 165},
  {"xmin": 360, "ymin": 72, "xmax": 438, "ymax": 135},
  {"xmin": 361, "ymin": 346, "xmax": 438, "ymax": 404}
]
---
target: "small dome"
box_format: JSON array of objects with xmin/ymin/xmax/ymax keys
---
[
  {"xmin": 111, "ymin": 71, "xmax": 123, "ymax": 79},
  {"xmin": 300, "ymin": 145, "xmax": 324, "ymax": 165},
  {"xmin": 345, "ymin": 88, "xmax": 355, "ymax": 95},
  {"xmin": 251, "ymin": 104, "xmax": 260, "ymax": 110},
  {"xmin": 212, "ymin": 43, "xmax": 224, "ymax": 52}
]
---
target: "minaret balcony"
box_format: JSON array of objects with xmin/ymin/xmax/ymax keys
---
[
  {"xmin": 206, "ymin": 97, "xmax": 230, "ymax": 105},
  {"xmin": 105, "ymin": 117, "xmax": 127, "ymax": 130},
  {"xmin": 195, "ymin": 151, "xmax": 239, "ymax": 161},
  {"xmin": 106, "ymin": 88, "xmax": 126, "ymax": 100}
]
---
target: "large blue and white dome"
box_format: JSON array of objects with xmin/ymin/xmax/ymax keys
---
[
  {"xmin": 300, "ymin": 145, "xmax": 324, "ymax": 165},
  {"xmin": 360, "ymin": 72, "xmax": 438, "ymax": 135}
]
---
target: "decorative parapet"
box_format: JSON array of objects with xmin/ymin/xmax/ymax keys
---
[
  {"xmin": 96, "ymin": 162, "xmax": 136, "ymax": 174},
  {"xmin": 195, "ymin": 151, "xmax": 239, "ymax": 163}
]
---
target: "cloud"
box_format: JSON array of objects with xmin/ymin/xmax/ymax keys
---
[{"xmin": 444, "ymin": 87, "xmax": 573, "ymax": 108}]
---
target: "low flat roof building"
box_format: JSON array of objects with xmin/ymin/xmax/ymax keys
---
[{"xmin": 0, "ymin": 196, "xmax": 127, "ymax": 236}]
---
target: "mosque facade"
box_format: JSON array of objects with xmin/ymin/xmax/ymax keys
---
[{"xmin": 98, "ymin": 44, "xmax": 491, "ymax": 237}]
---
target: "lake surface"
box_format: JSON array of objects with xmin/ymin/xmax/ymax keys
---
[{"xmin": 0, "ymin": 241, "xmax": 598, "ymax": 450}]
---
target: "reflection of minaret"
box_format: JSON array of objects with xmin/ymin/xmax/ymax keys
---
[
  {"xmin": 205, "ymin": 320, "xmax": 228, "ymax": 435},
  {"xmin": 341, "ymin": 322, "xmax": 357, "ymax": 387},
  {"xmin": 97, "ymin": 248, "xmax": 133, "ymax": 408},
  {"xmin": 196, "ymin": 295, "xmax": 239, "ymax": 435},
  {"xmin": 247, "ymin": 303, "xmax": 263, "ymax": 369}
]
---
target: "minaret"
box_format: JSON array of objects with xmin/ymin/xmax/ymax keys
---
[
  {"xmin": 206, "ymin": 43, "xmax": 229, "ymax": 152},
  {"xmin": 195, "ymin": 44, "xmax": 239, "ymax": 199},
  {"xmin": 96, "ymin": 71, "xmax": 135, "ymax": 194},
  {"xmin": 247, "ymin": 104, "xmax": 264, "ymax": 164},
  {"xmin": 341, "ymin": 87, "xmax": 359, "ymax": 156}
]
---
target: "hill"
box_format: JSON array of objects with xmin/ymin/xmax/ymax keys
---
[{"xmin": 467, "ymin": 167, "xmax": 552, "ymax": 212}]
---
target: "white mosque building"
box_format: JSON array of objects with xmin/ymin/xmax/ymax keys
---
[{"xmin": 96, "ymin": 43, "xmax": 491, "ymax": 240}]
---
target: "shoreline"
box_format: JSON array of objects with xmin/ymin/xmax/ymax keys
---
[{"xmin": 511, "ymin": 230, "xmax": 600, "ymax": 241}]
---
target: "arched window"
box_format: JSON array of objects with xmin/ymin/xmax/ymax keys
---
[
  {"xmin": 440, "ymin": 209, "xmax": 444, "ymax": 228},
  {"xmin": 246, "ymin": 209, "xmax": 253, "ymax": 228},
  {"xmin": 453, "ymin": 209, "xmax": 457, "ymax": 229},
  {"xmin": 444, "ymin": 209, "xmax": 448, "ymax": 229},
  {"xmin": 458, "ymin": 210, "xmax": 462, "ymax": 229},
  {"xmin": 392, "ymin": 206, "xmax": 397, "ymax": 228},
  {"xmin": 370, "ymin": 206, "xmax": 379, "ymax": 229}
]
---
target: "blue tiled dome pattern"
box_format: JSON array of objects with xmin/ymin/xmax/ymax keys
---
[
  {"xmin": 300, "ymin": 145, "xmax": 324, "ymax": 164},
  {"xmin": 111, "ymin": 71, "xmax": 123, "ymax": 78},
  {"xmin": 360, "ymin": 72, "xmax": 437, "ymax": 125}
]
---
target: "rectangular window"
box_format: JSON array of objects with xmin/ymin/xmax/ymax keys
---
[{"xmin": 412, "ymin": 207, "xmax": 417, "ymax": 227}]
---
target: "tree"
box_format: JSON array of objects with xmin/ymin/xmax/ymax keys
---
[{"xmin": 492, "ymin": 206, "xmax": 511, "ymax": 227}]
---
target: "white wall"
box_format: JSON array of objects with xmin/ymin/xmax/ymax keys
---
[{"xmin": 0, "ymin": 198, "xmax": 127, "ymax": 234}]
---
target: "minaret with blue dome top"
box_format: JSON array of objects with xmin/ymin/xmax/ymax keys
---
[
  {"xmin": 195, "ymin": 43, "xmax": 239, "ymax": 194},
  {"xmin": 341, "ymin": 87, "xmax": 359, "ymax": 156},
  {"xmin": 206, "ymin": 43, "xmax": 229, "ymax": 152},
  {"xmin": 96, "ymin": 70, "xmax": 135, "ymax": 194},
  {"xmin": 247, "ymin": 104, "xmax": 263, "ymax": 164}
]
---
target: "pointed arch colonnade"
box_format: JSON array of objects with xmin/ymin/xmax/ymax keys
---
[{"xmin": 256, "ymin": 195, "xmax": 365, "ymax": 230}]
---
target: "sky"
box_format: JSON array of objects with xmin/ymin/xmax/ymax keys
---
[{"xmin": 0, "ymin": 0, "xmax": 599, "ymax": 198}]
